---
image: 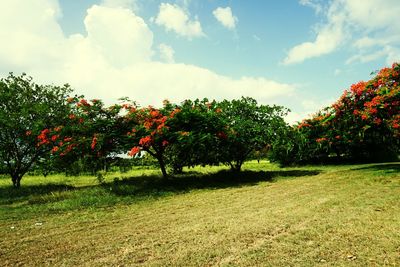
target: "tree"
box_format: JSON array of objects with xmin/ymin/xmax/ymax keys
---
[
  {"xmin": 125, "ymin": 101, "xmax": 180, "ymax": 178},
  {"xmin": 0, "ymin": 73, "xmax": 73, "ymax": 187},
  {"xmin": 271, "ymin": 63, "xmax": 400, "ymax": 165},
  {"xmin": 41, "ymin": 98, "xmax": 132, "ymax": 176},
  {"xmin": 164, "ymin": 99, "xmax": 225, "ymax": 173},
  {"xmin": 217, "ymin": 97, "xmax": 289, "ymax": 171}
]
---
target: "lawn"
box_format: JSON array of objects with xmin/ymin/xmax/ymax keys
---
[{"xmin": 0, "ymin": 161, "xmax": 399, "ymax": 266}]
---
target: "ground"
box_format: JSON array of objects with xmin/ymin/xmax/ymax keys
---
[{"xmin": 0, "ymin": 161, "xmax": 399, "ymax": 266}]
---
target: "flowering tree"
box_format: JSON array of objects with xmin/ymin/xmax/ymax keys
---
[
  {"xmin": 125, "ymin": 101, "xmax": 180, "ymax": 178},
  {"xmin": 164, "ymin": 99, "xmax": 225, "ymax": 173},
  {"xmin": 0, "ymin": 73, "xmax": 73, "ymax": 187},
  {"xmin": 271, "ymin": 63, "xmax": 400, "ymax": 164},
  {"xmin": 40, "ymin": 98, "xmax": 132, "ymax": 175}
]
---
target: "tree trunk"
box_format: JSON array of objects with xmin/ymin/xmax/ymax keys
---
[
  {"xmin": 157, "ymin": 156, "xmax": 168, "ymax": 178},
  {"xmin": 230, "ymin": 161, "xmax": 242, "ymax": 172},
  {"xmin": 172, "ymin": 164, "xmax": 183, "ymax": 174},
  {"xmin": 11, "ymin": 175, "xmax": 21, "ymax": 188}
]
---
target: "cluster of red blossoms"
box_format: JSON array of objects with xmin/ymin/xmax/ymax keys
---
[
  {"xmin": 127, "ymin": 106, "xmax": 181, "ymax": 156},
  {"xmin": 297, "ymin": 62, "xmax": 400, "ymax": 145}
]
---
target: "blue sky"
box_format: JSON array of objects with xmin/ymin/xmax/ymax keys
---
[{"xmin": 1, "ymin": 0, "xmax": 399, "ymax": 123}]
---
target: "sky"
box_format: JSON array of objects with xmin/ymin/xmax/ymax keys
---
[{"xmin": 1, "ymin": 0, "xmax": 399, "ymax": 123}]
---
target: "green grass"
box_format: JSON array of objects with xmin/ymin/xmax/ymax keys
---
[{"xmin": 0, "ymin": 161, "xmax": 399, "ymax": 266}]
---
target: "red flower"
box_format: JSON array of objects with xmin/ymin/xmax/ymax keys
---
[
  {"xmin": 373, "ymin": 118, "xmax": 382, "ymax": 125},
  {"xmin": 162, "ymin": 140, "xmax": 169, "ymax": 147},
  {"xmin": 297, "ymin": 123, "xmax": 312, "ymax": 129},
  {"xmin": 316, "ymin": 137, "xmax": 327, "ymax": 143},
  {"xmin": 368, "ymin": 108, "xmax": 378, "ymax": 115},
  {"xmin": 128, "ymin": 146, "xmax": 141, "ymax": 156},
  {"xmin": 139, "ymin": 136, "xmax": 152, "ymax": 147},
  {"xmin": 91, "ymin": 136, "xmax": 97, "ymax": 150},
  {"xmin": 77, "ymin": 99, "xmax": 90, "ymax": 107},
  {"xmin": 169, "ymin": 108, "xmax": 181, "ymax": 118},
  {"xmin": 51, "ymin": 135, "xmax": 59, "ymax": 142},
  {"xmin": 150, "ymin": 110, "xmax": 160, "ymax": 118},
  {"xmin": 217, "ymin": 131, "xmax": 227, "ymax": 139},
  {"xmin": 350, "ymin": 81, "xmax": 366, "ymax": 96},
  {"xmin": 51, "ymin": 146, "xmax": 59, "ymax": 154}
]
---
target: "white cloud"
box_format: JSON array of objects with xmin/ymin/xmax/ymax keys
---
[
  {"xmin": 299, "ymin": 0, "xmax": 323, "ymax": 14},
  {"xmin": 213, "ymin": 7, "xmax": 238, "ymax": 30},
  {"xmin": 283, "ymin": 22, "xmax": 345, "ymax": 65},
  {"xmin": 154, "ymin": 3, "xmax": 204, "ymax": 39},
  {"xmin": 283, "ymin": 0, "xmax": 345, "ymax": 65},
  {"xmin": 158, "ymin": 43, "xmax": 175, "ymax": 63},
  {"xmin": 101, "ymin": 0, "xmax": 138, "ymax": 10},
  {"xmin": 253, "ymin": 34, "xmax": 261, "ymax": 41},
  {"xmin": 0, "ymin": 0, "xmax": 295, "ymax": 108},
  {"xmin": 284, "ymin": 0, "xmax": 400, "ymax": 65},
  {"xmin": 84, "ymin": 5, "xmax": 153, "ymax": 67}
]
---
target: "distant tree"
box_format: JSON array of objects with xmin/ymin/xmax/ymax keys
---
[{"xmin": 0, "ymin": 73, "xmax": 73, "ymax": 187}]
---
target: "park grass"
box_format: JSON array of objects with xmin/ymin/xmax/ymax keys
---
[{"xmin": 0, "ymin": 161, "xmax": 399, "ymax": 266}]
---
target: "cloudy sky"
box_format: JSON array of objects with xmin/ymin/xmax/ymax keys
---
[{"xmin": 1, "ymin": 0, "xmax": 399, "ymax": 123}]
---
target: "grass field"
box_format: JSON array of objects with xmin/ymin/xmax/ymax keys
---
[{"xmin": 0, "ymin": 161, "xmax": 399, "ymax": 266}]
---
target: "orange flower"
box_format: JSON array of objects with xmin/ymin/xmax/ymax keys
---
[
  {"xmin": 128, "ymin": 146, "xmax": 141, "ymax": 156},
  {"xmin": 91, "ymin": 136, "xmax": 97, "ymax": 150},
  {"xmin": 316, "ymin": 137, "xmax": 327, "ymax": 143}
]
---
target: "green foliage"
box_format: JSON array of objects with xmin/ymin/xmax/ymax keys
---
[
  {"xmin": 125, "ymin": 97, "xmax": 289, "ymax": 174},
  {"xmin": 124, "ymin": 101, "xmax": 181, "ymax": 177},
  {"xmin": 44, "ymin": 98, "xmax": 133, "ymax": 175},
  {"xmin": 0, "ymin": 73, "xmax": 73, "ymax": 187},
  {"xmin": 271, "ymin": 63, "xmax": 400, "ymax": 165},
  {"xmin": 165, "ymin": 98, "xmax": 224, "ymax": 173},
  {"xmin": 217, "ymin": 97, "xmax": 289, "ymax": 171}
]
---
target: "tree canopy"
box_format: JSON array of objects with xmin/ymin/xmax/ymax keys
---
[{"xmin": 0, "ymin": 73, "xmax": 73, "ymax": 187}]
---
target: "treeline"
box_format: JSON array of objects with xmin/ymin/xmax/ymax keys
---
[
  {"xmin": 0, "ymin": 74, "xmax": 288, "ymax": 187},
  {"xmin": 1, "ymin": 63, "xmax": 399, "ymax": 187},
  {"xmin": 271, "ymin": 63, "xmax": 400, "ymax": 164}
]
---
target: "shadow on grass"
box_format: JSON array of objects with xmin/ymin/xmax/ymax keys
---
[
  {"xmin": 0, "ymin": 183, "xmax": 75, "ymax": 205},
  {"xmin": 108, "ymin": 169, "xmax": 321, "ymax": 197},
  {"xmin": 350, "ymin": 162, "xmax": 400, "ymax": 174},
  {"xmin": 0, "ymin": 169, "xmax": 321, "ymax": 206}
]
